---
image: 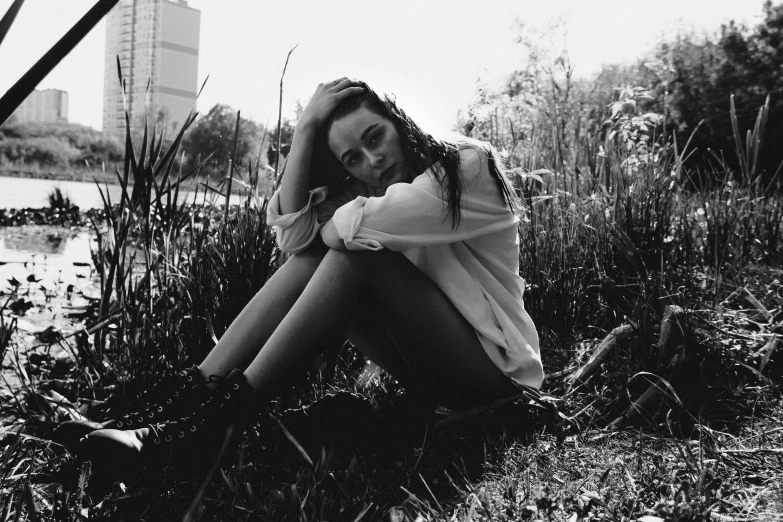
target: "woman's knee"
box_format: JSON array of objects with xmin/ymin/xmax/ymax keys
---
[
  {"xmin": 288, "ymin": 243, "xmax": 328, "ymax": 268},
  {"xmin": 322, "ymin": 248, "xmax": 401, "ymax": 276}
]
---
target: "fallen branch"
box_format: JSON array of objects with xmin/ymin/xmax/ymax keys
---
[
  {"xmin": 718, "ymin": 448, "xmax": 783, "ymax": 456},
  {"xmin": 568, "ymin": 324, "xmax": 634, "ymax": 390},
  {"xmin": 609, "ymin": 373, "xmax": 682, "ymax": 430},
  {"xmin": 658, "ymin": 305, "xmax": 689, "ymax": 366}
]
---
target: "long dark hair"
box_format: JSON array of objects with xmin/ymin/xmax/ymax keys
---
[{"xmin": 310, "ymin": 82, "xmax": 519, "ymax": 227}]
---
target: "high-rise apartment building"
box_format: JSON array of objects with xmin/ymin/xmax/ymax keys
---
[
  {"xmin": 102, "ymin": 0, "xmax": 200, "ymax": 142},
  {"xmin": 14, "ymin": 89, "xmax": 69, "ymax": 123}
]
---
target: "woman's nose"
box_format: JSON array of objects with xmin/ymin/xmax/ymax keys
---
[{"xmin": 367, "ymin": 151, "xmax": 384, "ymax": 169}]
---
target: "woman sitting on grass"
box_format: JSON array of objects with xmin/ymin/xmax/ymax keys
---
[{"xmin": 71, "ymin": 78, "xmax": 543, "ymax": 474}]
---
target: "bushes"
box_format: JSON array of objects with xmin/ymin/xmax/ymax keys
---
[
  {"xmin": 463, "ymin": 57, "xmax": 782, "ymax": 332},
  {"xmin": 0, "ymin": 121, "xmax": 123, "ymax": 168},
  {"xmin": 649, "ymin": 1, "xmax": 783, "ymax": 179},
  {"xmin": 460, "ymin": 2, "xmax": 783, "ymax": 188},
  {"xmin": 0, "ymin": 135, "xmax": 80, "ymax": 166},
  {"xmin": 181, "ymin": 103, "xmax": 266, "ymax": 178}
]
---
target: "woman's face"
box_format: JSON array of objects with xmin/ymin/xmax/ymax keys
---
[{"xmin": 327, "ymin": 104, "xmax": 408, "ymax": 190}]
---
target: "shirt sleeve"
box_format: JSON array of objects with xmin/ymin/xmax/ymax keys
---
[
  {"xmin": 266, "ymin": 186, "xmax": 328, "ymax": 253},
  {"xmin": 331, "ymin": 147, "xmax": 517, "ymax": 251}
]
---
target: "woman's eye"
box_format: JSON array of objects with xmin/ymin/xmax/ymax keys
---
[{"xmin": 346, "ymin": 153, "xmax": 360, "ymax": 166}]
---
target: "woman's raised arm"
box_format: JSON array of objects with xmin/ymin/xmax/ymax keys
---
[{"xmin": 277, "ymin": 79, "xmax": 363, "ymax": 214}]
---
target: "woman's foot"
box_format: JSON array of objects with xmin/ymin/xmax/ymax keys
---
[
  {"xmin": 52, "ymin": 366, "xmax": 210, "ymax": 450},
  {"xmin": 79, "ymin": 369, "xmax": 253, "ymax": 479}
]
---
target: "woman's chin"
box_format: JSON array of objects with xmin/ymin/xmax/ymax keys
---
[{"xmin": 380, "ymin": 168, "xmax": 407, "ymax": 188}]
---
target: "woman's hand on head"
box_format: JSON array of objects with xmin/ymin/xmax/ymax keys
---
[{"xmin": 297, "ymin": 79, "xmax": 365, "ymax": 133}]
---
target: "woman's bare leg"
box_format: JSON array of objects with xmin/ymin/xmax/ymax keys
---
[
  {"xmin": 244, "ymin": 249, "xmax": 517, "ymax": 409},
  {"xmin": 198, "ymin": 244, "xmax": 327, "ymax": 379},
  {"xmin": 78, "ymin": 248, "xmax": 515, "ymax": 464},
  {"xmin": 344, "ymin": 298, "xmax": 415, "ymax": 387}
]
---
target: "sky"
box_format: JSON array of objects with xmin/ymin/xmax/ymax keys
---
[{"xmin": 0, "ymin": 0, "xmax": 771, "ymax": 136}]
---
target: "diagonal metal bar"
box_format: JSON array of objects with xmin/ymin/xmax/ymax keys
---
[
  {"xmin": 0, "ymin": 0, "xmax": 120, "ymax": 125},
  {"xmin": 0, "ymin": 0, "xmax": 25, "ymax": 48}
]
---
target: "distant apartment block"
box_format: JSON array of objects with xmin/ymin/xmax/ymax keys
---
[
  {"xmin": 102, "ymin": 0, "xmax": 200, "ymax": 142},
  {"xmin": 14, "ymin": 89, "xmax": 69, "ymax": 123}
]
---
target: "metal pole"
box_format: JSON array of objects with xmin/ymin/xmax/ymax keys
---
[
  {"xmin": 0, "ymin": 0, "xmax": 121, "ymax": 125},
  {"xmin": 0, "ymin": 0, "xmax": 25, "ymax": 48}
]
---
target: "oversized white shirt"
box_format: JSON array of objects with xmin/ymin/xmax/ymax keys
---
[{"xmin": 267, "ymin": 145, "xmax": 543, "ymax": 389}]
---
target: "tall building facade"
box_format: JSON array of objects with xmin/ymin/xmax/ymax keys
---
[
  {"xmin": 14, "ymin": 89, "xmax": 69, "ymax": 123},
  {"xmin": 102, "ymin": 0, "xmax": 200, "ymax": 142}
]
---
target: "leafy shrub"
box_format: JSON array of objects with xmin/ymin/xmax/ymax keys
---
[
  {"xmin": 648, "ymin": 1, "xmax": 783, "ymax": 180},
  {"xmin": 181, "ymin": 103, "xmax": 266, "ymax": 178},
  {"xmin": 0, "ymin": 135, "xmax": 80, "ymax": 166},
  {"xmin": 0, "ymin": 122, "xmax": 123, "ymax": 167}
]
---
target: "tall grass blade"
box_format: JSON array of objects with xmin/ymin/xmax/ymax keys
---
[
  {"xmin": 154, "ymin": 111, "xmax": 198, "ymax": 180},
  {"xmin": 22, "ymin": 483, "xmax": 40, "ymax": 522},
  {"xmin": 275, "ymin": 44, "xmax": 298, "ymax": 179},
  {"xmin": 730, "ymin": 95, "xmax": 749, "ymax": 181},
  {"xmin": 227, "ymin": 111, "xmax": 241, "ymax": 212},
  {"xmin": 274, "ymin": 416, "xmax": 314, "ymax": 469}
]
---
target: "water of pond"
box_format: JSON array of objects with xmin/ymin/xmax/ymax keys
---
[
  {"xmin": 0, "ymin": 175, "xmax": 209, "ymax": 209},
  {"xmin": 0, "ymin": 227, "xmax": 94, "ymax": 293},
  {"xmin": 0, "ymin": 227, "xmax": 98, "ymax": 394}
]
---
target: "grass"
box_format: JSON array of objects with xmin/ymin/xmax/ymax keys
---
[{"xmin": 0, "ymin": 83, "xmax": 781, "ymax": 521}]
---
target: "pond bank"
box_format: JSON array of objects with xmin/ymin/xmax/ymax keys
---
[{"xmin": 1, "ymin": 168, "xmax": 270, "ymax": 198}]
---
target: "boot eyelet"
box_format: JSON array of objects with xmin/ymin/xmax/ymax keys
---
[
  {"xmin": 190, "ymin": 426, "xmax": 196, "ymax": 432},
  {"xmin": 174, "ymin": 392, "xmax": 179, "ymax": 397},
  {"xmin": 187, "ymin": 376, "xmax": 193, "ymax": 382},
  {"xmin": 117, "ymin": 421, "xmax": 124, "ymax": 428},
  {"xmin": 178, "ymin": 432, "xmax": 185, "ymax": 438},
  {"xmin": 233, "ymin": 384, "xmax": 239, "ymax": 390},
  {"xmin": 224, "ymin": 393, "xmax": 231, "ymax": 399},
  {"xmin": 137, "ymin": 416, "xmax": 144, "ymax": 423},
  {"xmin": 165, "ymin": 435, "xmax": 172, "ymax": 442},
  {"xmin": 166, "ymin": 399, "xmax": 172, "ymax": 404},
  {"xmin": 157, "ymin": 406, "xmax": 163, "ymax": 412},
  {"xmin": 148, "ymin": 412, "xmax": 154, "ymax": 418},
  {"xmin": 154, "ymin": 439, "xmax": 161, "ymax": 444}
]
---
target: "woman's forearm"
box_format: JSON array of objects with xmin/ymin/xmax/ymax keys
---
[{"xmin": 277, "ymin": 123, "xmax": 318, "ymax": 215}]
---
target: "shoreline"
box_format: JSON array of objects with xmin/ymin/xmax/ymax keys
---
[
  {"xmin": 0, "ymin": 167, "xmax": 119, "ymax": 185},
  {"xmin": 0, "ymin": 198, "xmax": 267, "ymax": 227},
  {"xmin": 0, "ymin": 168, "xmax": 271, "ymax": 194}
]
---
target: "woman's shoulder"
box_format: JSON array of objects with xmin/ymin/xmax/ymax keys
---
[
  {"xmin": 414, "ymin": 136, "xmax": 497, "ymax": 187},
  {"xmin": 451, "ymin": 137, "xmax": 495, "ymax": 180}
]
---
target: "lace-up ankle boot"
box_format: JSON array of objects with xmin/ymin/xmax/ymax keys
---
[
  {"xmin": 80, "ymin": 369, "xmax": 253, "ymax": 478},
  {"xmin": 53, "ymin": 366, "xmax": 210, "ymax": 449}
]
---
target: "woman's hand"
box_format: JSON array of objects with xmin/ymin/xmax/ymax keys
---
[
  {"xmin": 277, "ymin": 79, "xmax": 362, "ymax": 216},
  {"xmin": 297, "ymin": 78, "xmax": 365, "ymax": 133}
]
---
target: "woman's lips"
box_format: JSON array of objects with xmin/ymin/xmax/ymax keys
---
[{"xmin": 380, "ymin": 164, "xmax": 397, "ymax": 183}]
